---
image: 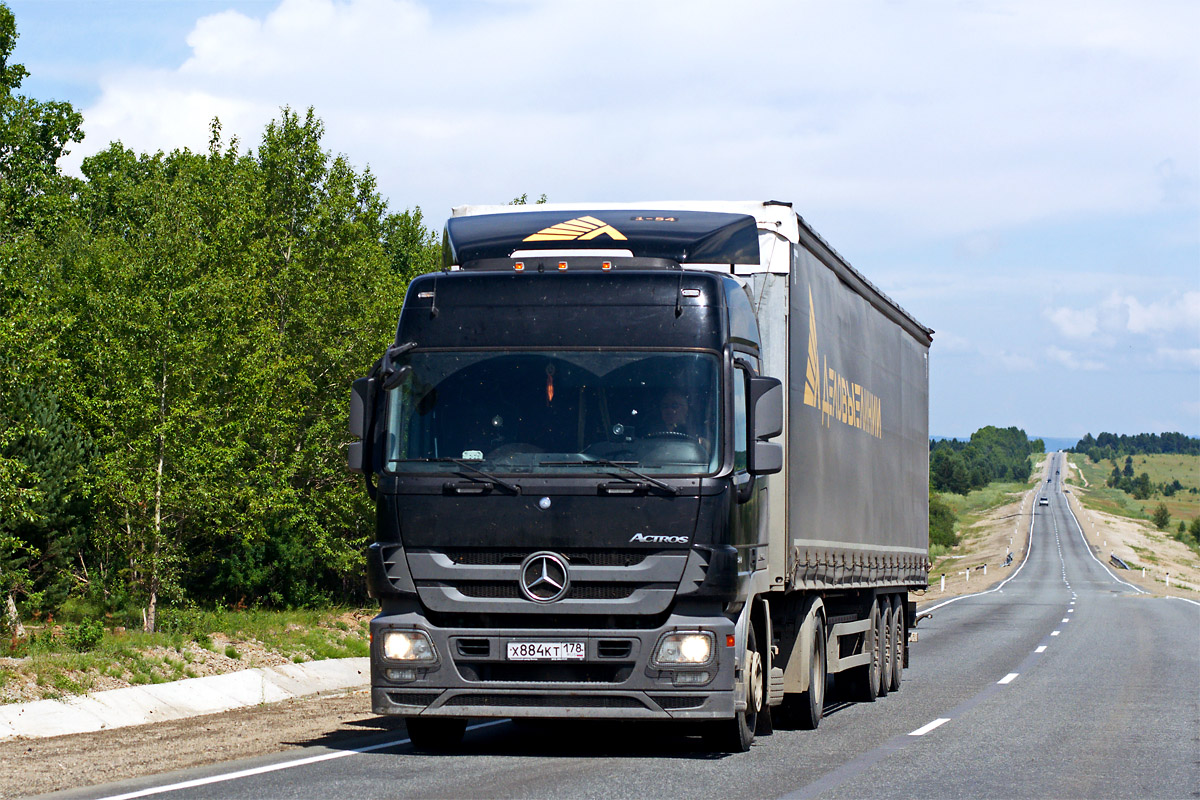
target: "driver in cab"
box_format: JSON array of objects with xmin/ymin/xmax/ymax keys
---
[{"xmin": 653, "ymin": 390, "xmax": 711, "ymax": 455}]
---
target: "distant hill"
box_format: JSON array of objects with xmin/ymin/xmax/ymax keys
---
[{"xmin": 931, "ymin": 434, "xmax": 1075, "ymax": 452}]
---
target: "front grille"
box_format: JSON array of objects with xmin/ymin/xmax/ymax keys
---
[
  {"xmin": 650, "ymin": 695, "xmax": 707, "ymax": 710},
  {"xmin": 454, "ymin": 582, "xmax": 637, "ymax": 600},
  {"xmin": 439, "ymin": 549, "xmax": 649, "ymax": 567},
  {"xmin": 456, "ymin": 638, "xmax": 491, "ymax": 657},
  {"xmin": 455, "ymin": 662, "xmax": 632, "ymax": 684},
  {"xmin": 597, "ymin": 640, "xmax": 633, "ymax": 659},
  {"xmin": 444, "ymin": 694, "xmax": 646, "ymax": 709},
  {"xmin": 385, "ymin": 692, "xmax": 441, "ymax": 707}
]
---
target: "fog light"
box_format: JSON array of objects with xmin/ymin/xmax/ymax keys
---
[
  {"xmin": 673, "ymin": 671, "xmax": 710, "ymax": 686},
  {"xmin": 653, "ymin": 631, "xmax": 714, "ymax": 667},
  {"xmin": 382, "ymin": 630, "xmax": 437, "ymax": 665},
  {"xmin": 385, "ymin": 668, "xmax": 418, "ymax": 682}
]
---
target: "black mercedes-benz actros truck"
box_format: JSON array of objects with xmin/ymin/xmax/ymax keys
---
[{"xmin": 348, "ymin": 202, "xmax": 932, "ymax": 752}]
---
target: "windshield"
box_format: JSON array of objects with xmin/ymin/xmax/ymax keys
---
[{"xmin": 384, "ymin": 350, "xmax": 720, "ymax": 476}]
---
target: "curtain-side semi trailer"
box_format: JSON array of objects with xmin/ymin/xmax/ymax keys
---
[{"xmin": 347, "ymin": 201, "xmax": 932, "ymax": 752}]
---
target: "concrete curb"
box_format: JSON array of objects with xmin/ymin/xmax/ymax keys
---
[{"xmin": 0, "ymin": 657, "xmax": 369, "ymax": 741}]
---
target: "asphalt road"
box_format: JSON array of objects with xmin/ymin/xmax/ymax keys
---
[{"xmin": 49, "ymin": 454, "xmax": 1200, "ymax": 800}]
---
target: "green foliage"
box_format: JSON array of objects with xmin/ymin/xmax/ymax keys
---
[
  {"xmin": 0, "ymin": 4, "xmax": 84, "ymax": 235},
  {"xmin": 0, "ymin": 10, "xmax": 444, "ymax": 624},
  {"xmin": 1072, "ymin": 432, "xmax": 1200, "ymax": 458},
  {"xmin": 930, "ymin": 426, "xmax": 1037, "ymax": 495},
  {"xmin": 929, "ymin": 490, "xmax": 957, "ymax": 548},
  {"xmin": 1151, "ymin": 503, "xmax": 1170, "ymax": 530},
  {"xmin": 64, "ymin": 618, "xmax": 104, "ymax": 652}
]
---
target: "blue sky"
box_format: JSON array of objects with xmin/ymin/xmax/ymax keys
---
[{"xmin": 7, "ymin": 0, "xmax": 1198, "ymax": 441}]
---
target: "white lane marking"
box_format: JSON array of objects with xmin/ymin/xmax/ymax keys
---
[
  {"xmin": 1167, "ymin": 596, "xmax": 1200, "ymax": 608},
  {"xmin": 1035, "ymin": 645, "xmax": 1047, "ymax": 653},
  {"xmin": 921, "ymin": 489, "xmax": 1038, "ymax": 614},
  {"xmin": 1061, "ymin": 489, "xmax": 1146, "ymax": 593},
  {"xmin": 909, "ymin": 718, "xmax": 951, "ymax": 736},
  {"xmin": 95, "ymin": 720, "xmax": 508, "ymax": 800},
  {"xmin": 998, "ymin": 673, "xmax": 1019, "ymax": 684},
  {"xmin": 1067, "ymin": 608, "xmax": 1074, "ymax": 612},
  {"xmin": 1062, "ymin": 618, "xmax": 1070, "ymax": 623},
  {"xmin": 1051, "ymin": 631, "xmax": 1060, "ymax": 636}
]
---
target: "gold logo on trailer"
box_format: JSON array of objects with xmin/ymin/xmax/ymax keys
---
[
  {"xmin": 802, "ymin": 288, "xmax": 883, "ymax": 439},
  {"xmin": 523, "ymin": 216, "xmax": 628, "ymax": 242}
]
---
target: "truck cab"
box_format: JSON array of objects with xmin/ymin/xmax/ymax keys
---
[{"xmin": 349, "ymin": 209, "xmax": 784, "ymax": 750}]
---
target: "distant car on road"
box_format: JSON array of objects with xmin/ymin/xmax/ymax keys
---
[{"xmin": 1038, "ymin": 497, "xmax": 1049, "ymax": 506}]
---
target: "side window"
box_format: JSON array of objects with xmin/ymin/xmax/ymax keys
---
[{"xmin": 733, "ymin": 366, "xmax": 749, "ymax": 471}]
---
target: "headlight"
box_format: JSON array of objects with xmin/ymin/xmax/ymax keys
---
[
  {"xmin": 652, "ymin": 631, "xmax": 714, "ymax": 667},
  {"xmin": 381, "ymin": 630, "xmax": 437, "ymax": 664}
]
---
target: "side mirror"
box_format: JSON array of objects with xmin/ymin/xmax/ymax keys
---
[
  {"xmin": 348, "ymin": 376, "xmax": 374, "ymax": 474},
  {"xmin": 747, "ymin": 376, "xmax": 783, "ymax": 476},
  {"xmin": 749, "ymin": 377, "xmax": 782, "ymax": 440}
]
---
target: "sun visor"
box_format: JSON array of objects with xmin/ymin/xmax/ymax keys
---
[{"xmin": 443, "ymin": 210, "xmax": 760, "ymax": 268}]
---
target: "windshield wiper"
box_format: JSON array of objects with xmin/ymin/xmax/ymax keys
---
[
  {"xmin": 540, "ymin": 459, "xmax": 679, "ymax": 496},
  {"xmin": 399, "ymin": 458, "xmax": 521, "ymax": 495}
]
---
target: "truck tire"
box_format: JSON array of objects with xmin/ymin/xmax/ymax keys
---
[
  {"xmin": 877, "ymin": 598, "xmax": 891, "ymax": 698},
  {"xmin": 406, "ymin": 718, "xmax": 467, "ymax": 751},
  {"xmin": 844, "ymin": 602, "xmax": 880, "ymax": 702},
  {"xmin": 781, "ymin": 620, "xmax": 826, "ymax": 730},
  {"xmin": 888, "ymin": 596, "xmax": 904, "ymax": 692},
  {"xmin": 705, "ymin": 626, "xmax": 761, "ymax": 752}
]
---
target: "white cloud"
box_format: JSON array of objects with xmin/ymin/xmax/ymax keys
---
[
  {"xmin": 1155, "ymin": 347, "xmax": 1200, "ymax": 369},
  {"xmin": 1046, "ymin": 346, "xmax": 1107, "ymax": 372},
  {"xmin": 1044, "ymin": 291, "xmax": 1200, "ymax": 340},
  {"xmin": 62, "ymin": 0, "xmax": 1200, "ymax": 233}
]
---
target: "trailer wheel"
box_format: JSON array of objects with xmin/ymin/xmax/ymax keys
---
[
  {"xmin": 781, "ymin": 619, "xmax": 826, "ymax": 729},
  {"xmin": 888, "ymin": 596, "xmax": 904, "ymax": 692},
  {"xmin": 877, "ymin": 598, "xmax": 891, "ymax": 698},
  {"xmin": 844, "ymin": 602, "xmax": 880, "ymax": 702},
  {"xmin": 705, "ymin": 626, "xmax": 761, "ymax": 752},
  {"xmin": 406, "ymin": 718, "xmax": 466, "ymax": 751}
]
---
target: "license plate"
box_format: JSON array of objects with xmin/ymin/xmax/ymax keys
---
[{"xmin": 506, "ymin": 641, "xmax": 586, "ymax": 661}]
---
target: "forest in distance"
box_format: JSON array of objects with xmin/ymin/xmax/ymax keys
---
[{"xmin": 1, "ymin": 4, "xmax": 1195, "ymax": 639}]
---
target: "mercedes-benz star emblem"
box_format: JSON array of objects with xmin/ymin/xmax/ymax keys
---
[{"xmin": 519, "ymin": 552, "xmax": 570, "ymax": 603}]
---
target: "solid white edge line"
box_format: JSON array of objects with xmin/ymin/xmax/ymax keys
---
[
  {"xmin": 909, "ymin": 718, "xmax": 951, "ymax": 736},
  {"xmin": 920, "ymin": 487, "xmax": 1039, "ymax": 614},
  {"xmin": 1061, "ymin": 484, "xmax": 1146, "ymax": 593},
  {"xmin": 997, "ymin": 673, "xmax": 1019, "ymax": 684},
  {"xmin": 96, "ymin": 720, "xmax": 508, "ymax": 800}
]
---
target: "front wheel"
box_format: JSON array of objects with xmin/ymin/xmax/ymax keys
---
[{"xmin": 705, "ymin": 626, "xmax": 762, "ymax": 752}]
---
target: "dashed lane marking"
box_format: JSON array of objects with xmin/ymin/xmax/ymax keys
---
[{"xmin": 909, "ymin": 718, "xmax": 951, "ymax": 736}]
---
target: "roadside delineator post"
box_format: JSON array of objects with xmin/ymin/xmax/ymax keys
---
[
  {"xmin": 1165, "ymin": 573, "xmax": 1171, "ymax": 588},
  {"xmin": 940, "ymin": 575, "xmax": 945, "ymax": 593}
]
